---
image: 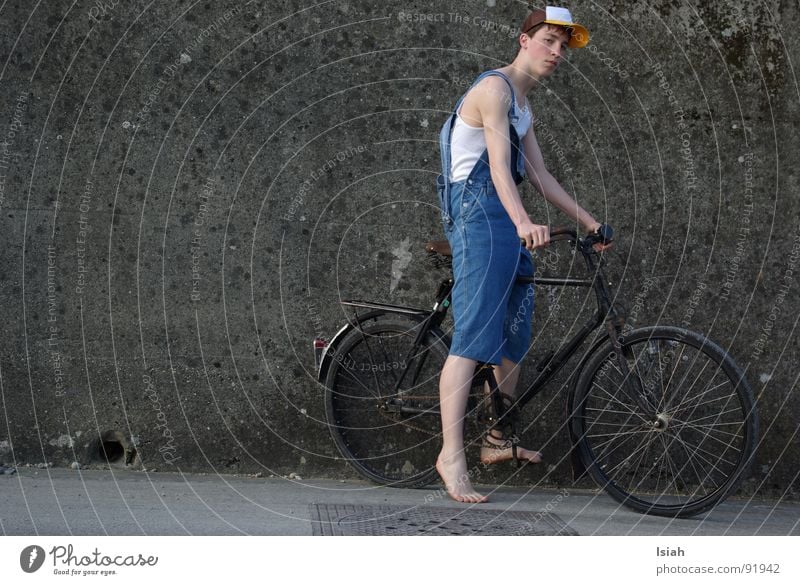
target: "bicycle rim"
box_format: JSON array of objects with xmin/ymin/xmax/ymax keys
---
[
  {"xmin": 324, "ymin": 318, "xmax": 447, "ymax": 488},
  {"xmin": 574, "ymin": 326, "xmax": 758, "ymax": 517}
]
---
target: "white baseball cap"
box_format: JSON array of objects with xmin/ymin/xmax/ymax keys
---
[{"xmin": 521, "ymin": 6, "xmax": 590, "ymax": 48}]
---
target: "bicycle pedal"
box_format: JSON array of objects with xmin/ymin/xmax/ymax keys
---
[{"xmin": 383, "ymin": 399, "xmax": 403, "ymax": 413}]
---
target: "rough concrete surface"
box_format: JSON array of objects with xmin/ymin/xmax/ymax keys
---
[
  {"xmin": 0, "ymin": 0, "xmax": 798, "ymax": 505},
  {"xmin": 2, "ymin": 468, "xmax": 798, "ymax": 535}
]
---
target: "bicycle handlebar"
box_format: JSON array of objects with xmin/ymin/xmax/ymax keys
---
[
  {"xmin": 549, "ymin": 225, "xmax": 578, "ymax": 242},
  {"xmin": 519, "ymin": 224, "xmax": 614, "ymax": 249}
]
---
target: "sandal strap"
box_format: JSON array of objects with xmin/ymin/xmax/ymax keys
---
[
  {"xmin": 482, "ymin": 428, "xmax": 524, "ymax": 468},
  {"xmin": 482, "ymin": 429, "xmax": 519, "ymax": 450}
]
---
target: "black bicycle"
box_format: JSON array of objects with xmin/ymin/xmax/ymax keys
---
[{"xmin": 315, "ymin": 227, "xmax": 758, "ymax": 518}]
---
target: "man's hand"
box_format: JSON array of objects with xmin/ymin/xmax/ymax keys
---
[
  {"xmin": 517, "ymin": 220, "xmax": 550, "ymax": 250},
  {"xmin": 586, "ymin": 222, "xmax": 614, "ymax": 252}
]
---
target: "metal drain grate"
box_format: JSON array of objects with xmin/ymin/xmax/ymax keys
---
[{"xmin": 310, "ymin": 504, "xmax": 578, "ymax": 536}]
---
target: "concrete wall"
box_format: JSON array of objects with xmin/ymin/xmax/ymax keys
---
[{"xmin": 0, "ymin": 0, "xmax": 797, "ymax": 496}]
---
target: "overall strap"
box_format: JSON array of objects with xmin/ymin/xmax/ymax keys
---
[{"xmin": 479, "ymin": 69, "xmax": 520, "ymax": 123}]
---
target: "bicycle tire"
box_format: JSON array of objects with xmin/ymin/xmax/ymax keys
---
[
  {"xmin": 324, "ymin": 315, "xmax": 448, "ymax": 488},
  {"xmin": 571, "ymin": 325, "xmax": 758, "ymax": 518}
]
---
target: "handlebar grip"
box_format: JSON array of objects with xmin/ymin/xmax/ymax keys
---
[
  {"xmin": 550, "ymin": 225, "xmax": 577, "ymax": 239},
  {"xmin": 518, "ymin": 226, "xmax": 577, "ymax": 248}
]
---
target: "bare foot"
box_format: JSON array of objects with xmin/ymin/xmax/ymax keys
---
[
  {"xmin": 435, "ymin": 451, "xmax": 489, "ymax": 504},
  {"xmin": 480, "ymin": 430, "xmax": 543, "ymax": 466}
]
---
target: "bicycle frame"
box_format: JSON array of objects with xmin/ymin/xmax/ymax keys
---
[
  {"xmin": 319, "ymin": 228, "xmax": 651, "ymax": 418},
  {"xmin": 422, "ymin": 230, "xmax": 622, "ymax": 410}
]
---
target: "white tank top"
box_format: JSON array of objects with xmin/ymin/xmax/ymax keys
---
[{"xmin": 450, "ymin": 95, "xmax": 532, "ymax": 182}]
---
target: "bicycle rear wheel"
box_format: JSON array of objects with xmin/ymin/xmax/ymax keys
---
[
  {"xmin": 324, "ymin": 316, "xmax": 448, "ymax": 488},
  {"xmin": 572, "ymin": 326, "xmax": 758, "ymax": 517}
]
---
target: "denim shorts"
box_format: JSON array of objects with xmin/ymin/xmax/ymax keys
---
[{"xmin": 439, "ymin": 177, "xmax": 535, "ymax": 365}]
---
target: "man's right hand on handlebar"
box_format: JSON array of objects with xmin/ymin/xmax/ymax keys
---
[{"xmin": 517, "ymin": 219, "xmax": 550, "ymax": 250}]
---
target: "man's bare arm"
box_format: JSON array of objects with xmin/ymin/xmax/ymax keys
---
[
  {"xmin": 522, "ymin": 127, "xmax": 600, "ymax": 232},
  {"xmin": 477, "ymin": 77, "xmax": 549, "ymax": 249}
]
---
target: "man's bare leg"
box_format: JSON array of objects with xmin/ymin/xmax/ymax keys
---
[
  {"xmin": 436, "ymin": 355, "xmax": 489, "ymax": 503},
  {"xmin": 480, "ymin": 357, "xmax": 543, "ymax": 465}
]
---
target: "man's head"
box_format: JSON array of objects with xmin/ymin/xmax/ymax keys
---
[
  {"xmin": 521, "ymin": 6, "xmax": 589, "ymax": 48},
  {"xmin": 516, "ymin": 6, "xmax": 589, "ymax": 78}
]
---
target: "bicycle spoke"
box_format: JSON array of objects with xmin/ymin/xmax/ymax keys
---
[
  {"xmin": 376, "ymin": 331, "xmax": 417, "ymax": 393},
  {"xmin": 669, "ymin": 418, "xmax": 745, "ymax": 441},
  {"xmin": 632, "ymin": 348, "xmax": 659, "ymax": 407},
  {"xmin": 670, "ymin": 391, "xmax": 735, "ymax": 414},
  {"xmin": 668, "ymin": 421, "xmax": 744, "ymax": 456},
  {"xmin": 669, "ymin": 377, "xmax": 729, "ymax": 413},
  {"xmin": 585, "ymin": 427, "xmax": 653, "ymax": 441},
  {"xmin": 660, "ymin": 445, "xmax": 728, "ymax": 491},
  {"xmin": 662, "ymin": 340, "xmax": 689, "ymax": 395},
  {"xmin": 590, "ymin": 378, "xmax": 650, "ymax": 424},
  {"xmin": 593, "ymin": 416, "xmax": 655, "ymax": 469},
  {"xmin": 602, "ymin": 433, "xmax": 658, "ymax": 481},
  {"xmin": 666, "ymin": 356, "xmax": 711, "ymax": 409},
  {"xmin": 673, "ymin": 433, "xmax": 713, "ymax": 495},
  {"xmin": 334, "ymin": 367, "xmax": 381, "ymax": 400},
  {"xmin": 662, "ymin": 430, "xmax": 737, "ymax": 474},
  {"xmin": 664, "ymin": 351, "xmax": 709, "ymax": 406},
  {"xmin": 584, "ymin": 407, "xmax": 651, "ymax": 419},
  {"xmin": 627, "ymin": 433, "xmax": 656, "ymax": 494},
  {"xmin": 581, "ymin": 414, "xmax": 649, "ymax": 429},
  {"xmin": 674, "ymin": 405, "xmax": 745, "ymax": 426},
  {"xmin": 575, "ymin": 327, "xmax": 757, "ymax": 517},
  {"xmin": 656, "ymin": 431, "xmax": 684, "ymax": 496}
]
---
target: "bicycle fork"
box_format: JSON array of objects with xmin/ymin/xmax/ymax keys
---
[{"xmin": 605, "ymin": 316, "xmax": 658, "ymax": 418}]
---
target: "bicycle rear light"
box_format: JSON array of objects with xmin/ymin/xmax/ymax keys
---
[{"xmin": 313, "ymin": 338, "xmax": 328, "ymax": 372}]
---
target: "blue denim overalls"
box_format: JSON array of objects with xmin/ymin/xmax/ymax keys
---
[{"xmin": 436, "ymin": 70, "xmax": 535, "ymax": 366}]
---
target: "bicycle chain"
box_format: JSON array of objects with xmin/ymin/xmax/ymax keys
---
[{"xmin": 376, "ymin": 391, "xmax": 493, "ymax": 437}]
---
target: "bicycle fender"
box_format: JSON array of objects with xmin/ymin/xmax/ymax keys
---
[
  {"xmin": 564, "ymin": 332, "xmax": 612, "ymax": 482},
  {"xmin": 317, "ymin": 321, "xmax": 353, "ymax": 384},
  {"xmin": 317, "ymin": 309, "xmax": 431, "ymax": 384}
]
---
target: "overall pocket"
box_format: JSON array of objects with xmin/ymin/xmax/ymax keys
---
[{"xmin": 460, "ymin": 183, "xmax": 489, "ymax": 225}]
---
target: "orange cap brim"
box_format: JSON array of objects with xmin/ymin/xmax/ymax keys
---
[{"xmin": 545, "ymin": 19, "xmax": 590, "ymax": 48}]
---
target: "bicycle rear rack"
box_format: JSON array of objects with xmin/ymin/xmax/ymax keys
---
[{"xmin": 339, "ymin": 299, "xmax": 431, "ymax": 316}]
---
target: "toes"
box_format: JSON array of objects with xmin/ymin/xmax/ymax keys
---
[
  {"xmin": 450, "ymin": 491, "xmax": 488, "ymax": 504},
  {"xmin": 520, "ymin": 449, "xmax": 543, "ymax": 463}
]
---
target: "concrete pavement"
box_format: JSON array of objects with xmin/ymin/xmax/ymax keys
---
[{"xmin": 1, "ymin": 468, "xmax": 798, "ymax": 536}]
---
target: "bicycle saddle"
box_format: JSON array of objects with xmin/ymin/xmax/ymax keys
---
[{"xmin": 425, "ymin": 240, "xmax": 452, "ymax": 257}]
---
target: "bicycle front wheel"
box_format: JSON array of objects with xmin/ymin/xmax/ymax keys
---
[
  {"xmin": 572, "ymin": 326, "xmax": 758, "ymax": 517},
  {"xmin": 324, "ymin": 316, "xmax": 448, "ymax": 488}
]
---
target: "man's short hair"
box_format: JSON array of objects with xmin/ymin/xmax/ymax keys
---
[{"xmin": 523, "ymin": 22, "xmax": 572, "ymax": 40}]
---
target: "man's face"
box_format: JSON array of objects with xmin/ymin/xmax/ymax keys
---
[{"xmin": 521, "ymin": 25, "xmax": 570, "ymax": 78}]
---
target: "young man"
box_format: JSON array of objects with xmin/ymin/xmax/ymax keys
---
[{"xmin": 436, "ymin": 6, "xmax": 610, "ymax": 503}]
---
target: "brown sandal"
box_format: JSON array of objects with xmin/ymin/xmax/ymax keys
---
[{"xmin": 480, "ymin": 428, "xmax": 542, "ymax": 468}]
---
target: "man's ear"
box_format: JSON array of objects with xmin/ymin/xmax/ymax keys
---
[{"xmin": 519, "ymin": 32, "xmax": 529, "ymax": 50}]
